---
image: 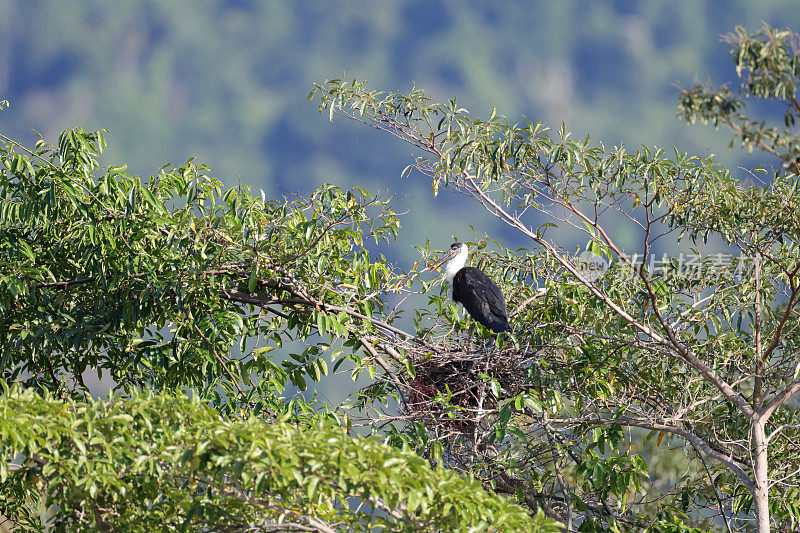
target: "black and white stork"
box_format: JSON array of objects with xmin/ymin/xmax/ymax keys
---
[{"xmin": 427, "ymin": 242, "xmax": 510, "ymax": 334}]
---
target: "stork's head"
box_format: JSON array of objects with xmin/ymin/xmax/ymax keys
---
[{"xmin": 427, "ymin": 242, "xmax": 469, "ymax": 281}]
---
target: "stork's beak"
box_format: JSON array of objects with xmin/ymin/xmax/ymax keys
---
[{"xmin": 423, "ymin": 247, "xmax": 458, "ymax": 272}]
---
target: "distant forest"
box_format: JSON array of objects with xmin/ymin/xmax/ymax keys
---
[{"xmin": 2, "ymin": 1, "xmax": 799, "ymax": 251}]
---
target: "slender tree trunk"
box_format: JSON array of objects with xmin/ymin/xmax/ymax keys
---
[
  {"xmin": 752, "ymin": 418, "xmax": 770, "ymax": 533},
  {"xmin": 753, "ymin": 253, "xmax": 763, "ymax": 409}
]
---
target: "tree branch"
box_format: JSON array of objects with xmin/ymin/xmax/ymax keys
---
[
  {"xmin": 547, "ymin": 416, "xmax": 755, "ymax": 491},
  {"xmin": 458, "ymin": 174, "xmax": 755, "ymax": 418},
  {"xmin": 760, "ymin": 378, "xmax": 800, "ymax": 420}
]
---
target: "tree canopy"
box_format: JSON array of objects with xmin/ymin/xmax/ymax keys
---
[
  {"xmin": 0, "ymin": 387, "xmax": 551, "ymax": 531},
  {"xmin": 2, "ymin": 23, "xmax": 800, "ymax": 533},
  {"xmin": 0, "ymin": 105, "xmax": 558, "ymax": 530},
  {"xmin": 311, "ymin": 24, "xmax": 800, "ymax": 532}
]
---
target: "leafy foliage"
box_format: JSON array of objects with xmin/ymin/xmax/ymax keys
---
[
  {"xmin": 5, "ymin": 18, "xmax": 800, "ymax": 533},
  {"xmin": 313, "ymin": 24, "xmax": 800, "ymax": 532},
  {"xmin": 0, "ymin": 386, "xmax": 557, "ymax": 532},
  {"xmin": 679, "ymin": 24, "xmax": 800, "ymax": 173},
  {"xmin": 0, "ymin": 125, "xmax": 552, "ymax": 530},
  {"xmin": 0, "ymin": 125, "xmax": 404, "ymax": 412}
]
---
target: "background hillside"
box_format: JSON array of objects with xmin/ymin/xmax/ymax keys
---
[{"xmin": 3, "ymin": 1, "xmax": 800, "ymax": 257}]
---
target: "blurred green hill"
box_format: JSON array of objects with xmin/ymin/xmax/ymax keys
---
[{"xmin": 2, "ymin": 0, "xmax": 799, "ymax": 252}]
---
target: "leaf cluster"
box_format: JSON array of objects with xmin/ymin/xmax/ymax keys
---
[
  {"xmin": 312, "ymin": 28, "xmax": 800, "ymax": 530},
  {"xmin": 0, "ymin": 385, "xmax": 558, "ymax": 532},
  {"xmin": 678, "ymin": 24, "xmax": 800, "ymax": 173}
]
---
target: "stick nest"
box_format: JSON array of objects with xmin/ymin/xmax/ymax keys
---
[{"xmin": 403, "ymin": 344, "xmax": 542, "ymax": 434}]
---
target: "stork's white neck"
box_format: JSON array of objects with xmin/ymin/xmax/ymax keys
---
[{"xmin": 445, "ymin": 244, "xmax": 469, "ymax": 281}]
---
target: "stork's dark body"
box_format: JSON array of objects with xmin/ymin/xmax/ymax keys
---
[{"xmin": 452, "ymin": 266, "xmax": 510, "ymax": 333}]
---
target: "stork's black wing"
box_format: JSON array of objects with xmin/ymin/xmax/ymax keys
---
[{"xmin": 452, "ymin": 266, "xmax": 509, "ymax": 333}]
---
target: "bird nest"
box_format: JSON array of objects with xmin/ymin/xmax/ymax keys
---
[{"xmin": 403, "ymin": 344, "xmax": 537, "ymax": 434}]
